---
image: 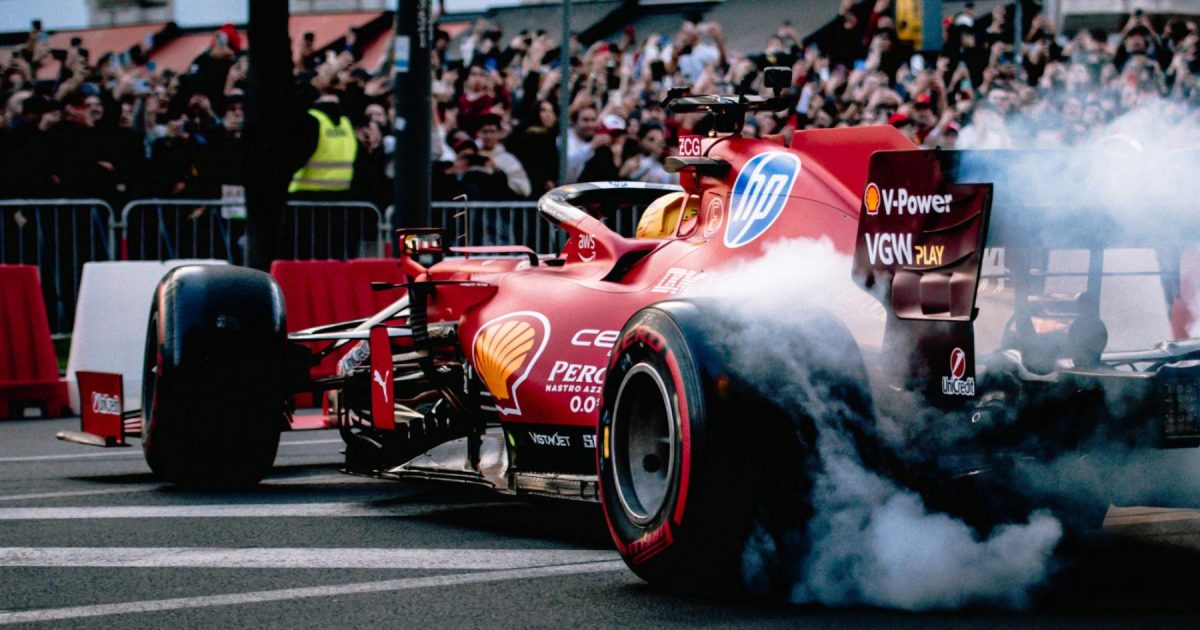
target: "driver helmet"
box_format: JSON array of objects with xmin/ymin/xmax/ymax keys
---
[{"xmin": 636, "ymin": 192, "xmax": 697, "ymax": 239}]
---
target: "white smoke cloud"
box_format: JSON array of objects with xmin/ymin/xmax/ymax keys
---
[
  {"xmin": 680, "ymin": 96, "xmax": 1200, "ymax": 609},
  {"xmin": 693, "ymin": 238, "xmax": 1063, "ymax": 611},
  {"xmin": 958, "ymin": 99, "xmax": 1200, "ymax": 343}
]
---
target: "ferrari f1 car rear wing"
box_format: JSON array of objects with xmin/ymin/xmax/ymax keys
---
[{"xmin": 852, "ymin": 148, "xmax": 1200, "ymax": 445}]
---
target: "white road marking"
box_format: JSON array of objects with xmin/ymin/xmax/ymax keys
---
[
  {"xmin": 0, "ymin": 560, "xmax": 626, "ymax": 625},
  {"xmin": 0, "ymin": 503, "xmax": 375, "ymax": 520},
  {"xmin": 0, "ymin": 473, "xmax": 369, "ymax": 502},
  {"xmin": 0, "ymin": 502, "xmax": 512, "ymax": 520},
  {"xmin": 0, "ymin": 547, "xmax": 618, "ymax": 569},
  {"xmin": 277, "ymin": 438, "xmax": 345, "ymax": 447},
  {"xmin": 0, "ymin": 438, "xmax": 344, "ymax": 464},
  {"xmin": 0, "ymin": 451, "xmax": 144, "ymax": 463},
  {"xmin": 264, "ymin": 474, "xmax": 377, "ymax": 486},
  {"xmin": 0, "ymin": 487, "xmax": 161, "ymax": 503}
]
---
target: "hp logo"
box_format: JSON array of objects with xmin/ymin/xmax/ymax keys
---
[{"xmin": 724, "ymin": 151, "xmax": 801, "ymax": 248}]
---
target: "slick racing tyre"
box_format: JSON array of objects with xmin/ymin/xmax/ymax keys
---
[
  {"xmin": 597, "ymin": 300, "xmax": 875, "ymax": 595},
  {"xmin": 142, "ymin": 265, "xmax": 288, "ymax": 488}
]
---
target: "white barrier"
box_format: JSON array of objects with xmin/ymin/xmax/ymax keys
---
[{"xmin": 65, "ymin": 260, "xmax": 228, "ymax": 414}]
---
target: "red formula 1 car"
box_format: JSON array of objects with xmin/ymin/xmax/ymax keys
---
[{"xmin": 66, "ymin": 70, "xmax": 1200, "ymax": 593}]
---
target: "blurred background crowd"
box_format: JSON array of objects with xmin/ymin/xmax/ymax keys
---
[{"xmin": 2, "ymin": 0, "xmax": 1199, "ymax": 206}]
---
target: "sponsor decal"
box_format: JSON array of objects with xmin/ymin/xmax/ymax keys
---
[
  {"xmin": 373, "ymin": 369, "xmax": 391, "ymax": 403},
  {"xmin": 863, "ymin": 232, "xmax": 913, "ymax": 266},
  {"xmin": 571, "ymin": 329, "xmax": 619, "ymax": 348},
  {"xmin": 369, "ymin": 325, "xmax": 395, "ymax": 430},
  {"xmin": 523, "ymin": 429, "xmax": 595, "ymax": 448},
  {"xmin": 702, "ymin": 196, "xmax": 725, "ymax": 238},
  {"xmin": 78, "ymin": 371, "xmax": 124, "ymax": 445},
  {"xmin": 678, "ymin": 135, "xmax": 702, "ymax": 158},
  {"xmin": 724, "ymin": 151, "xmax": 801, "ymax": 248},
  {"xmin": 867, "ymin": 185, "xmax": 953, "ymax": 216},
  {"xmin": 91, "ymin": 392, "xmax": 120, "ymax": 416},
  {"xmin": 864, "ymin": 182, "xmax": 881, "ymax": 215},
  {"xmin": 863, "ymin": 233, "xmax": 950, "ymax": 269},
  {"xmin": 545, "ymin": 360, "xmax": 605, "ymax": 395},
  {"xmin": 941, "ymin": 347, "xmax": 976, "ymax": 396},
  {"xmin": 569, "ymin": 394, "xmax": 600, "ymax": 414},
  {"xmin": 620, "ymin": 326, "xmax": 667, "ymax": 353},
  {"xmin": 472, "ymin": 311, "xmax": 551, "ymax": 415},
  {"xmin": 577, "ymin": 233, "xmax": 596, "ymax": 262},
  {"xmin": 651, "ymin": 267, "xmax": 704, "ymax": 295},
  {"xmin": 528, "ymin": 431, "xmax": 571, "ymax": 447},
  {"xmin": 629, "ymin": 524, "xmax": 673, "ymax": 565},
  {"xmin": 914, "ymin": 244, "xmax": 944, "ymax": 266}
]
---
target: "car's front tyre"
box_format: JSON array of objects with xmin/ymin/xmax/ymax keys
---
[{"xmin": 142, "ymin": 265, "xmax": 288, "ymax": 488}]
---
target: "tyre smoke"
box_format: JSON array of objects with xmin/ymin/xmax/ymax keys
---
[
  {"xmin": 682, "ymin": 98, "xmax": 1200, "ymax": 610},
  {"xmin": 696, "ymin": 238, "xmax": 1062, "ymax": 610}
]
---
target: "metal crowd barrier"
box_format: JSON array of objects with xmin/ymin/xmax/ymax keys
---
[
  {"xmin": 415, "ymin": 201, "xmax": 647, "ymax": 255},
  {"xmin": 0, "ymin": 196, "xmax": 650, "ymax": 334},
  {"xmin": 0, "ymin": 199, "xmax": 115, "ymax": 335},
  {"xmin": 115, "ymin": 199, "xmax": 391, "ymax": 263}
]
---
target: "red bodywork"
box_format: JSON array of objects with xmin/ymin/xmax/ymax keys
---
[{"xmin": 415, "ymin": 127, "xmax": 913, "ymax": 432}]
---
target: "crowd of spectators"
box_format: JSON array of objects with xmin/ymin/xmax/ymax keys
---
[
  {"xmin": 0, "ymin": 22, "xmax": 395, "ymax": 210},
  {"xmin": 429, "ymin": 0, "xmax": 1200, "ymax": 199},
  {"xmin": 2, "ymin": 0, "xmax": 1200, "ymax": 208}
]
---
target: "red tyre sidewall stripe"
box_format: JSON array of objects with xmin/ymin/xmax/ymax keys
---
[
  {"xmin": 597, "ymin": 427, "xmax": 629, "ymax": 555},
  {"xmin": 666, "ymin": 351, "xmax": 690, "ymax": 526}
]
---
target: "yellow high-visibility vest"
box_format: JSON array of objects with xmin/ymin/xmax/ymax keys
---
[{"xmin": 289, "ymin": 108, "xmax": 357, "ymax": 192}]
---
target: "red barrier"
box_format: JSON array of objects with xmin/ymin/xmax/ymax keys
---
[
  {"xmin": 270, "ymin": 259, "xmax": 406, "ymax": 407},
  {"xmin": 0, "ymin": 265, "xmax": 70, "ymax": 418},
  {"xmin": 348, "ymin": 258, "xmax": 408, "ymax": 312}
]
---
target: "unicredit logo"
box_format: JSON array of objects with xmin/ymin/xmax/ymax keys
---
[
  {"xmin": 941, "ymin": 347, "xmax": 975, "ymax": 396},
  {"xmin": 91, "ymin": 392, "xmax": 121, "ymax": 415},
  {"xmin": 950, "ymin": 347, "xmax": 966, "ymax": 379}
]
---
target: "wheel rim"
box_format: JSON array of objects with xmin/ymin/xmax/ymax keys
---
[{"xmin": 611, "ymin": 363, "xmax": 676, "ymax": 525}]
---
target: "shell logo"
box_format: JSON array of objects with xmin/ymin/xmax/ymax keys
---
[
  {"xmin": 864, "ymin": 182, "xmax": 881, "ymax": 216},
  {"xmin": 471, "ymin": 311, "xmax": 550, "ymax": 416}
]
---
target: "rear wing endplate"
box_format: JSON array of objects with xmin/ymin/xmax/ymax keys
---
[{"xmin": 852, "ymin": 150, "xmax": 993, "ymax": 402}]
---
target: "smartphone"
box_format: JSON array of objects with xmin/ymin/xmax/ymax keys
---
[
  {"xmin": 911, "ymin": 54, "xmax": 925, "ymax": 72},
  {"xmin": 650, "ymin": 60, "xmax": 665, "ymax": 81}
]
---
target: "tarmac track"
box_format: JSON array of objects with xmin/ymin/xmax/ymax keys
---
[{"xmin": 0, "ymin": 417, "xmax": 1197, "ymax": 628}]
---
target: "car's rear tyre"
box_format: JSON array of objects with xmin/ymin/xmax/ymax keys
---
[
  {"xmin": 142, "ymin": 265, "xmax": 288, "ymax": 488},
  {"xmin": 597, "ymin": 301, "xmax": 873, "ymax": 595}
]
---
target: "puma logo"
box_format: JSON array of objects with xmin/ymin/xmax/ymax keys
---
[{"xmin": 373, "ymin": 369, "xmax": 390, "ymax": 403}]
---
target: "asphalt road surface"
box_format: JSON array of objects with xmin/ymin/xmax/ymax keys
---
[{"xmin": 1, "ymin": 417, "xmax": 1198, "ymax": 628}]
